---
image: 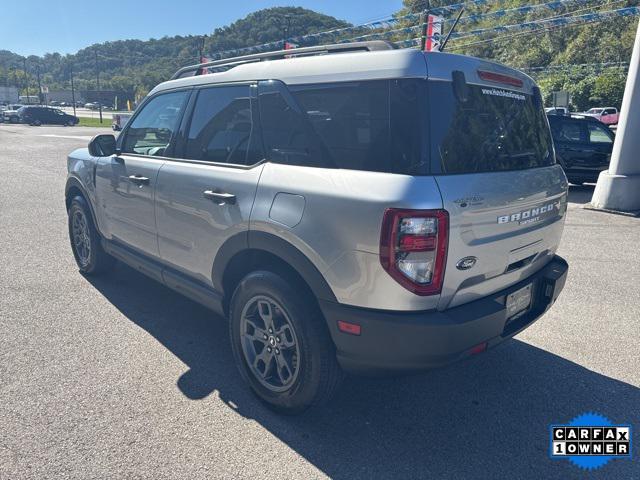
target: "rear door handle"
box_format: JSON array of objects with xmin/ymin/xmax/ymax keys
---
[
  {"xmin": 203, "ymin": 190, "xmax": 236, "ymax": 205},
  {"xmin": 128, "ymin": 175, "xmax": 150, "ymax": 185}
]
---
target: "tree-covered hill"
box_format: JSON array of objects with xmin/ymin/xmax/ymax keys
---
[
  {"xmin": 0, "ymin": 2, "xmax": 638, "ymax": 109},
  {"xmin": 0, "ymin": 7, "xmax": 349, "ymax": 99}
]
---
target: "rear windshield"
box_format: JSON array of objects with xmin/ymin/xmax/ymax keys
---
[{"xmin": 428, "ymin": 81, "xmax": 554, "ymax": 174}]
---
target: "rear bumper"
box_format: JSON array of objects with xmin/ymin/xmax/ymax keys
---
[{"xmin": 320, "ymin": 255, "xmax": 568, "ymax": 375}]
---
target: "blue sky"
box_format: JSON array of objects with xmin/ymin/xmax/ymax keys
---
[{"xmin": 1, "ymin": 0, "xmax": 404, "ymax": 56}]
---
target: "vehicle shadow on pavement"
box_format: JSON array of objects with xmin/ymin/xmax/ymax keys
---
[
  {"xmin": 568, "ymin": 183, "xmax": 595, "ymax": 205},
  {"xmin": 87, "ymin": 263, "xmax": 639, "ymax": 480}
]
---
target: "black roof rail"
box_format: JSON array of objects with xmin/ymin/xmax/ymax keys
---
[{"xmin": 171, "ymin": 40, "xmax": 397, "ymax": 80}]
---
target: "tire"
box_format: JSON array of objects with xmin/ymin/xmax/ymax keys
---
[
  {"xmin": 67, "ymin": 120, "xmax": 75, "ymax": 127},
  {"xmin": 68, "ymin": 195, "xmax": 115, "ymax": 275},
  {"xmin": 230, "ymin": 271, "xmax": 343, "ymax": 414}
]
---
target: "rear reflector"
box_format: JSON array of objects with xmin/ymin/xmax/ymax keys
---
[
  {"xmin": 338, "ymin": 320, "xmax": 361, "ymax": 336},
  {"xmin": 399, "ymin": 235, "xmax": 437, "ymax": 252},
  {"xmin": 469, "ymin": 342, "xmax": 488, "ymax": 355},
  {"xmin": 477, "ymin": 70, "xmax": 524, "ymax": 88}
]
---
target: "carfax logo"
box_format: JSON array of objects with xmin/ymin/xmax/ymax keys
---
[{"xmin": 550, "ymin": 413, "xmax": 632, "ymax": 470}]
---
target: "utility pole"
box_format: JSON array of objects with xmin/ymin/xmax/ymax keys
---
[
  {"xmin": 197, "ymin": 35, "xmax": 206, "ymax": 62},
  {"xmin": 36, "ymin": 64, "xmax": 43, "ymax": 105},
  {"xmin": 69, "ymin": 63, "xmax": 77, "ymax": 117},
  {"xmin": 419, "ymin": 1, "xmax": 431, "ymax": 51},
  {"xmin": 282, "ymin": 14, "xmax": 292, "ymax": 49},
  {"xmin": 22, "ymin": 57, "xmax": 30, "ymax": 104},
  {"xmin": 591, "ymin": 20, "xmax": 640, "ymax": 212},
  {"xmin": 94, "ymin": 49, "xmax": 103, "ymax": 124}
]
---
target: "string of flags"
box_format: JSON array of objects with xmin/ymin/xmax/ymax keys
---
[
  {"xmin": 206, "ymin": 0, "xmax": 493, "ymax": 59},
  {"xmin": 521, "ymin": 61, "xmax": 630, "ymax": 72},
  {"xmin": 205, "ymin": 3, "xmax": 640, "ymax": 61},
  {"xmin": 449, "ymin": 5, "xmax": 640, "ymax": 41}
]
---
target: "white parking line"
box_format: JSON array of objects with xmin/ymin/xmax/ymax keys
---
[{"xmin": 37, "ymin": 134, "xmax": 94, "ymax": 141}]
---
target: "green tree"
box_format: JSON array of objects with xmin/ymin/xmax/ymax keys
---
[{"xmin": 592, "ymin": 72, "xmax": 628, "ymax": 107}]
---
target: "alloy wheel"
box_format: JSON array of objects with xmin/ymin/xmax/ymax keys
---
[
  {"xmin": 71, "ymin": 210, "xmax": 91, "ymax": 267},
  {"xmin": 239, "ymin": 295, "xmax": 301, "ymax": 392}
]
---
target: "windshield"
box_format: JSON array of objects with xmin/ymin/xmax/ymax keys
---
[{"xmin": 428, "ymin": 81, "xmax": 554, "ymax": 174}]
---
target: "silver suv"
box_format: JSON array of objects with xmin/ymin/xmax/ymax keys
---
[{"xmin": 66, "ymin": 41, "xmax": 569, "ymax": 413}]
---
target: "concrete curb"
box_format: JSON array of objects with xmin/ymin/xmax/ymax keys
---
[{"xmin": 583, "ymin": 203, "xmax": 640, "ymax": 217}]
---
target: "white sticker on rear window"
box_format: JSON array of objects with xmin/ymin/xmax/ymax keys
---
[{"xmin": 481, "ymin": 88, "xmax": 526, "ymax": 101}]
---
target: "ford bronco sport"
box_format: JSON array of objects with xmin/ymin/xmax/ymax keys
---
[{"xmin": 66, "ymin": 41, "xmax": 569, "ymax": 413}]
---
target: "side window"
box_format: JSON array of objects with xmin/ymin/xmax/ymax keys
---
[
  {"xmin": 557, "ymin": 121, "xmax": 586, "ymax": 143},
  {"xmin": 258, "ymin": 80, "xmax": 328, "ymax": 168},
  {"xmin": 289, "ymin": 81, "xmax": 391, "ymax": 172},
  {"xmin": 185, "ymin": 85, "xmax": 260, "ymax": 165},
  {"xmin": 588, "ymin": 123, "xmax": 613, "ymax": 144},
  {"xmin": 121, "ymin": 90, "xmax": 189, "ymax": 156},
  {"xmin": 604, "ymin": 109, "xmax": 616, "ymax": 115}
]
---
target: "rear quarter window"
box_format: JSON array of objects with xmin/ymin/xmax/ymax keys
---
[{"xmin": 258, "ymin": 79, "xmax": 427, "ymax": 174}]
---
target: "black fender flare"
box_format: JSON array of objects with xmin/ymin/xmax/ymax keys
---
[
  {"xmin": 65, "ymin": 176, "xmax": 102, "ymax": 235},
  {"xmin": 212, "ymin": 231, "xmax": 337, "ymax": 303},
  {"xmin": 65, "ymin": 176, "xmax": 90, "ymax": 206}
]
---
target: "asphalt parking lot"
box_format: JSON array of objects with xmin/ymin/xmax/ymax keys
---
[{"xmin": 1, "ymin": 123, "xmax": 639, "ymax": 479}]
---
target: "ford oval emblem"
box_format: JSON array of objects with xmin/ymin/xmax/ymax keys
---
[{"xmin": 456, "ymin": 256, "xmax": 477, "ymax": 270}]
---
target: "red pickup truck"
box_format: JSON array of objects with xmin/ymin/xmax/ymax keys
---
[{"xmin": 581, "ymin": 107, "xmax": 619, "ymax": 125}]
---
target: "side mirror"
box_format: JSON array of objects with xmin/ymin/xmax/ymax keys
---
[{"xmin": 88, "ymin": 134, "xmax": 117, "ymax": 156}]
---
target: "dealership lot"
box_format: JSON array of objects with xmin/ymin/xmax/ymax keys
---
[{"xmin": 1, "ymin": 124, "xmax": 638, "ymax": 479}]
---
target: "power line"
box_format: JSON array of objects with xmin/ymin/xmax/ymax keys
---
[
  {"xmin": 522, "ymin": 61, "xmax": 630, "ymax": 71},
  {"xmin": 208, "ymin": 0, "xmax": 498, "ymax": 59},
  {"xmin": 342, "ymin": 2, "xmax": 637, "ymax": 50},
  {"xmin": 342, "ymin": 0, "xmax": 623, "ymax": 47},
  {"xmin": 455, "ymin": 0, "xmax": 621, "ymax": 26},
  {"xmin": 447, "ymin": 4, "xmax": 639, "ymax": 49},
  {"xmin": 341, "ymin": 25, "xmax": 421, "ymax": 44},
  {"xmin": 450, "ymin": 4, "xmax": 638, "ymax": 41}
]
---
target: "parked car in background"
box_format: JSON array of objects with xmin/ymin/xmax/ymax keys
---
[
  {"xmin": 580, "ymin": 107, "xmax": 619, "ymax": 125},
  {"xmin": 545, "ymin": 107, "xmax": 569, "ymax": 116},
  {"xmin": 19, "ymin": 106, "xmax": 79, "ymax": 126},
  {"xmin": 547, "ymin": 114, "xmax": 614, "ymax": 184},
  {"xmin": 2, "ymin": 104, "xmax": 24, "ymax": 123}
]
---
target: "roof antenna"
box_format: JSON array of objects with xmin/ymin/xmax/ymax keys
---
[{"xmin": 439, "ymin": 8, "xmax": 464, "ymax": 52}]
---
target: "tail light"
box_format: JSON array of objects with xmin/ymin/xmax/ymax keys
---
[{"xmin": 380, "ymin": 209, "xmax": 448, "ymax": 296}]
